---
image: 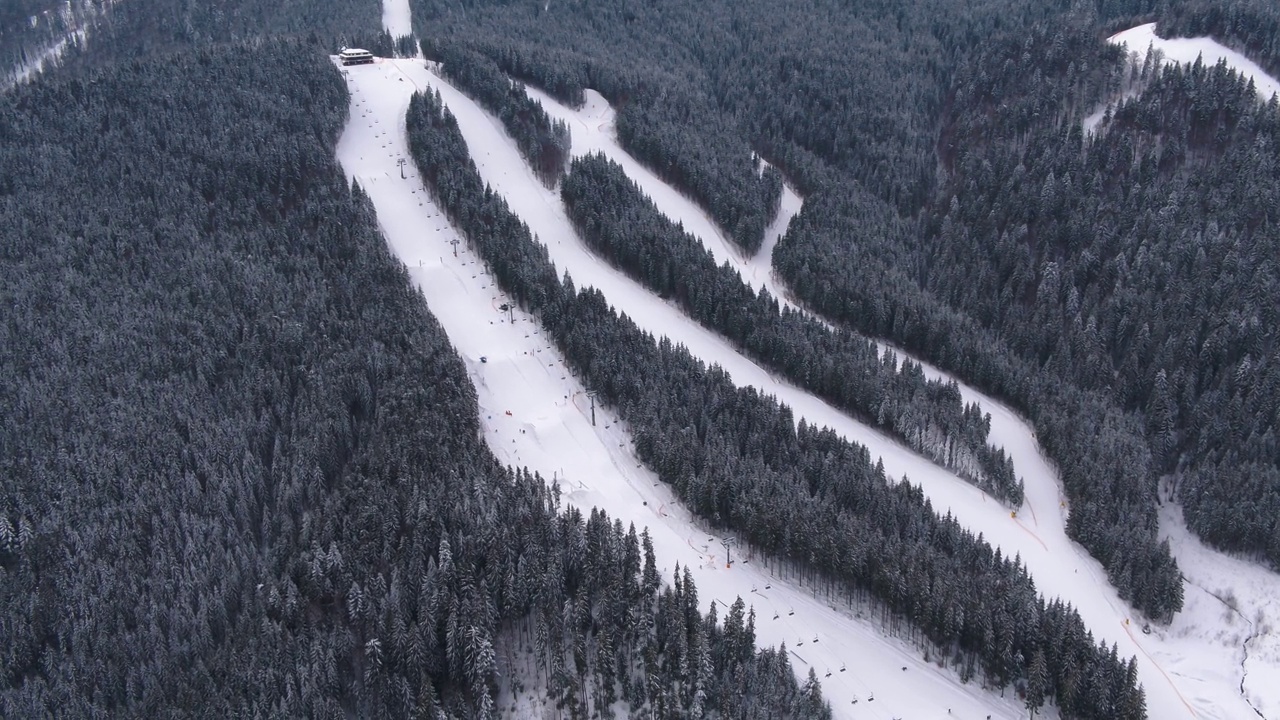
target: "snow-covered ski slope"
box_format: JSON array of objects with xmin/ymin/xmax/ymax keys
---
[
  {"xmin": 1113, "ymin": 23, "xmax": 1280, "ymax": 102},
  {"xmin": 518, "ymin": 84, "xmax": 1280, "ymax": 719},
  {"xmin": 335, "ymin": 57, "xmax": 1029, "ymax": 720},
  {"xmin": 1086, "ymin": 22, "xmax": 1280, "ymax": 132},
  {"xmin": 380, "ymin": 0, "xmax": 411, "ymax": 40}
]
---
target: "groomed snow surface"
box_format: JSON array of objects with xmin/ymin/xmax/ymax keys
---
[
  {"xmin": 341, "ymin": 13, "xmax": 1280, "ymax": 717},
  {"xmin": 1086, "ymin": 22, "xmax": 1280, "ymax": 133},
  {"xmin": 523, "ymin": 85, "xmax": 807, "ymax": 312}
]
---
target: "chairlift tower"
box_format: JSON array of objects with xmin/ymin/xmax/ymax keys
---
[{"xmin": 721, "ymin": 537, "xmax": 738, "ymax": 568}]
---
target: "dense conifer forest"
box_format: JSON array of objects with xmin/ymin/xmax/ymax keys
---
[
  {"xmin": 7, "ymin": 0, "xmax": 1280, "ymax": 714},
  {"xmin": 430, "ymin": 43, "xmax": 572, "ymax": 187},
  {"xmin": 0, "ymin": 4, "xmax": 827, "ymax": 718},
  {"xmin": 406, "ymin": 88, "xmax": 1148, "ymax": 720},
  {"xmin": 561, "ymin": 154, "xmax": 1023, "ymax": 505},
  {"xmin": 928, "ymin": 23, "xmax": 1280, "ymax": 567},
  {"xmin": 405, "ymin": 0, "xmax": 1279, "ymax": 619}
]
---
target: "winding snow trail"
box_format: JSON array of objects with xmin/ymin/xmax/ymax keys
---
[
  {"xmin": 1086, "ymin": 23, "xmax": 1280, "ymax": 133},
  {"xmin": 1112, "ymin": 23, "xmax": 1280, "ymax": 102},
  {"xmin": 336, "ymin": 57, "xmax": 1029, "ymax": 720},
  {"xmin": 526, "ymin": 86, "xmax": 811, "ymax": 315},
  {"xmin": 511, "ymin": 84, "xmax": 1280, "ymax": 720}
]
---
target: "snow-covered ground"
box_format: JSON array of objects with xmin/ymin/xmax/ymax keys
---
[
  {"xmin": 1112, "ymin": 23, "xmax": 1280, "ymax": 102},
  {"xmin": 380, "ymin": 0, "xmax": 412, "ymax": 40},
  {"xmin": 516, "ymin": 84, "xmax": 1280, "ymax": 720},
  {"xmin": 755, "ymin": 172, "xmax": 805, "ymax": 299},
  {"xmin": 1086, "ymin": 22, "xmax": 1280, "ymax": 133},
  {"xmin": 335, "ymin": 57, "xmax": 1031, "ymax": 720},
  {"xmin": 1158, "ymin": 492, "xmax": 1280, "ymax": 718}
]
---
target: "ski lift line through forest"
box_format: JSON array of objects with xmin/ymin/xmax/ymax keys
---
[{"xmin": 746, "ymin": 584, "xmax": 885, "ymax": 712}]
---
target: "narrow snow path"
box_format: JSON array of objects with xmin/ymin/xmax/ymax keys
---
[
  {"xmin": 752, "ymin": 167, "xmax": 805, "ymax": 299},
  {"xmin": 336, "ymin": 58, "xmax": 1027, "ymax": 720},
  {"xmin": 512, "ymin": 84, "xmax": 1280, "ymax": 719}
]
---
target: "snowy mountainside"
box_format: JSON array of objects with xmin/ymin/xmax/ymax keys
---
[
  {"xmin": 337, "ymin": 54, "xmax": 1033, "ymax": 720},
  {"xmin": 519, "ymin": 81, "xmax": 1280, "ymax": 720},
  {"xmin": 1, "ymin": 0, "xmax": 118, "ymax": 90},
  {"xmin": 344, "ymin": 2, "xmax": 1278, "ymax": 716}
]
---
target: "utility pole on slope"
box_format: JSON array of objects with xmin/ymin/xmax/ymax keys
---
[{"xmin": 397, "ymin": 158, "xmax": 407, "ymax": 178}]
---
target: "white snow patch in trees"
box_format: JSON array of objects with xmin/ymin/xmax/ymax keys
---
[
  {"xmin": 335, "ymin": 56, "xmax": 1033, "ymax": 720},
  {"xmin": 1111, "ymin": 23, "xmax": 1280, "ymax": 102},
  {"xmin": 4, "ymin": 35, "xmax": 72, "ymax": 89}
]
